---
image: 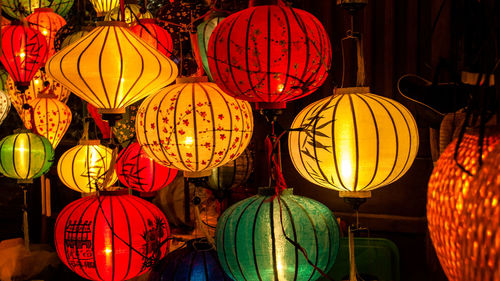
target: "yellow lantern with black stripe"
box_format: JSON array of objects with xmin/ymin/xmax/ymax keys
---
[{"xmin": 288, "ymin": 87, "xmax": 419, "ymax": 196}]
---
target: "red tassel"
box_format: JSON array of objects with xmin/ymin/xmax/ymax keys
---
[{"xmin": 87, "ymin": 104, "xmax": 111, "ymax": 139}]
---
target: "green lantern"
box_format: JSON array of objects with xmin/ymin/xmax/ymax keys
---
[
  {"xmin": 0, "ymin": 68, "xmax": 8, "ymax": 92},
  {"xmin": 0, "ymin": 131, "xmax": 54, "ymax": 180},
  {"xmin": 207, "ymin": 148, "xmax": 253, "ymax": 193},
  {"xmin": 2, "ymin": 0, "xmax": 73, "ymax": 19},
  {"xmin": 216, "ymin": 188, "xmax": 340, "ymax": 281},
  {"xmin": 197, "ymin": 16, "xmax": 225, "ymax": 80}
]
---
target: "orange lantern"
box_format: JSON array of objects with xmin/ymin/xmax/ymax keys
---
[
  {"xmin": 130, "ymin": 19, "xmax": 173, "ymax": 57},
  {"xmin": 26, "ymin": 8, "xmax": 67, "ymax": 58}
]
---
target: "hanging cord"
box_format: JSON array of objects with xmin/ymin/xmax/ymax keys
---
[
  {"xmin": 341, "ymin": 14, "xmax": 365, "ymax": 87},
  {"xmin": 21, "ymin": 184, "xmax": 30, "ymax": 251}
]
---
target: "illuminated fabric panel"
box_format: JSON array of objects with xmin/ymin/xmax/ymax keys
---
[
  {"xmin": 130, "ymin": 19, "xmax": 173, "ymax": 57},
  {"xmin": 104, "ymin": 4, "xmax": 153, "ymax": 25},
  {"xmin": 26, "ymin": 8, "xmax": 67, "ymax": 58},
  {"xmin": 207, "ymin": 148, "xmax": 253, "ymax": 191},
  {"xmin": 29, "ymin": 94, "xmax": 71, "ymax": 148},
  {"xmin": 88, "ymin": 0, "xmax": 118, "ymax": 17},
  {"xmin": 197, "ymin": 16, "xmax": 225, "ymax": 80},
  {"xmin": 2, "ymin": 0, "xmax": 73, "ymax": 19}
]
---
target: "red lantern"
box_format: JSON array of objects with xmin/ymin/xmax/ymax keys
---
[
  {"xmin": 130, "ymin": 19, "xmax": 173, "ymax": 57},
  {"xmin": 54, "ymin": 191, "xmax": 170, "ymax": 281},
  {"xmin": 207, "ymin": 3, "xmax": 331, "ymax": 109},
  {"xmin": 116, "ymin": 142, "xmax": 177, "ymax": 193},
  {"xmin": 26, "ymin": 8, "xmax": 67, "ymax": 58},
  {"xmin": 0, "ymin": 22, "xmax": 48, "ymax": 92}
]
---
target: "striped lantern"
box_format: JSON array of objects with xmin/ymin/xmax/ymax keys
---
[
  {"xmin": 58, "ymin": 29, "xmax": 91, "ymax": 50},
  {"xmin": 197, "ymin": 16, "xmax": 225, "ymax": 80},
  {"xmin": 57, "ymin": 140, "xmax": 119, "ymax": 193},
  {"xmin": 26, "ymin": 8, "xmax": 67, "ymax": 58},
  {"xmin": 1, "ymin": 0, "xmax": 73, "ymax": 19},
  {"xmin": 0, "ymin": 90, "xmax": 11, "ymax": 126},
  {"xmin": 29, "ymin": 92, "xmax": 71, "ymax": 148},
  {"xmin": 288, "ymin": 87, "xmax": 419, "ymax": 195},
  {"xmin": 89, "ymin": 0, "xmax": 118, "ymax": 17},
  {"xmin": 46, "ymin": 21, "xmax": 178, "ymax": 116},
  {"xmin": 136, "ymin": 77, "xmax": 253, "ymax": 173},
  {"xmin": 427, "ymin": 130, "xmax": 500, "ymax": 281},
  {"xmin": 105, "ymin": 5, "xmax": 153, "ymax": 26},
  {"xmin": 0, "ymin": 131, "xmax": 54, "ymax": 180},
  {"xmin": 130, "ymin": 19, "xmax": 173, "ymax": 57},
  {"xmin": 115, "ymin": 142, "xmax": 177, "ymax": 193},
  {"xmin": 207, "ymin": 148, "xmax": 253, "ymax": 192},
  {"xmin": 54, "ymin": 192, "xmax": 170, "ymax": 281},
  {"xmin": 207, "ymin": 3, "xmax": 331, "ymax": 109},
  {"xmin": 216, "ymin": 188, "xmax": 340, "ymax": 281}
]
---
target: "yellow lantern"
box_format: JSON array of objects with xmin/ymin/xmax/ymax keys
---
[
  {"xmin": 29, "ymin": 92, "xmax": 71, "ymax": 148},
  {"xmin": 105, "ymin": 4, "xmax": 153, "ymax": 26},
  {"xmin": 288, "ymin": 87, "xmax": 419, "ymax": 196},
  {"xmin": 57, "ymin": 140, "xmax": 119, "ymax": 193},
  {"xmin": 45, "ymin": 22, "xmax": 178, "ymax": 118},
  {"xmin": 136, "ymin": 77, "xmax": 254, "ymax": 173},
  {"xmin": 89, "ymin": 0, "xmax": 119, "ymax": 17}
]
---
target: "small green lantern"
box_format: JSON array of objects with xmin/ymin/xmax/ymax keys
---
[
  {"xmin": 0, "ymin": 68, "xmax": 9, "ymax": 92},
  {"xmin": 197, "ymin": 16, "xmax": 225, "ymax": 80},
  {"xmin": 207, "ymin": 148, "xmax": 253, "ymax": 193},
  {"xmin": 2, "ymin": 0, "xmax": 73, "ymax": 19},
  {"xmin": 0, "ymin": 131, "xmax": 54, "ymax": 180},
  {"xmin": 216, "ymin": 188, "xmax": 340, "ymax": 281}
]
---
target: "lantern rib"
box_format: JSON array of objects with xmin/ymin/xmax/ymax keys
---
[
  {"xmin": 191, "ymin": 83, "xmax": 199, "ymax": 171},
  {"xmin": 290, "ymin": 9, "xmax": 311, "ymax": 99},
  {"xmin": 279, "ymin": 6, "xmax": 292, "ymax": 103},
  {"xmin": 12, "ymin": 134, "xmax": 22, "ymax": 178},
  {"xmin": 347, "ymin": 95, "xmax": 360, "ymax": 191},
  {"xmin": 6, "ymin": 27, "xmax": 20, "ymax": 81},
  {"xmin": 141, "ymin": 97, "xmax": 162, "ymax": 165},
  {"xmin": 244, "ymin": 9, "xmax": 258, "ymax": 102},
  {"xmin": 115, "ymin": 29, "xmax": 139, "ymax": 108},
  {"xmin": 112, "ymin": 27, "xmax": 124, "ymax": 109},
  {"xmin": 233, "ymin": 99, "xmax": 247, "ymax": 162},
  {"xmin": 172, "ymin": 83, "xmax": 190, "ymax": 170},
  {"xmin": 250, "ymin": 198, "xmax": 265, "ymax": 281},
  {"xmin": 219, "ymin": 201, "xmax": 240, "ymax": 280},
  {"xmin": 90, "ymin": 197, "xmax": 104, "ymax": 281},
  {"xmin": 109, "ymin": 197, "xmax": 117, "ymax": 281},
  {"xmin": 98, "ymin": 27, "xmax": 113, "ymax": 109},
  {"xmin": 266, "ymin": 7, "xmax": 272, "ymax": 102},
  {"xmin": 224, "ymin": 17, "xmax": 250, "ymax": 101},
  {"xmin": 233, "ymin": 198, "xmax": 258, "ymax": 281},
  {"xmin": 269, "ymin": 199, "xmax": 280, "ymax": 281},
  {"xmin": 216, "ymin": 86, "xmax": 234, "ymax": 165},
  {"xmin": 201, "ymin": 84, "xmax": 218, "ymax": 169},
  {"xmin": 331, "ymin": 96, "xmax": 350, "ymax": 191},
  {"xmin": 38, "ymin": 135, "xmax": 48, "ymax": 178},
  {"xmin": 280, "ymin": 199, "xmax": 300, "ymax": 281}
]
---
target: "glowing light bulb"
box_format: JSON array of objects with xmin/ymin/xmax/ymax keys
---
[
  {"xmin": 34, "ymin": 79, "xmax": 39, "ymax": 84},
  {"xmin": 105, "ymin": 248, "xmax": 112, "ymax": 254},
  {"xmin": 277, "ymin": 84, "xmax": 284, "ymax": 93},
  {"xmin": 19, "ymin": 52, "xmax": 26, "ymax": 58},
  {"xmin": 185, "ymin": 136, "xmax": 193, "ymax": 146},
  {"xmin": 42, "ymin": 30, "xmax": 48, "ymax": 35}
]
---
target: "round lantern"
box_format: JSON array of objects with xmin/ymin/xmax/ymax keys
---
[
  {"xmin": 197, "ymin": 16, "xmax": 225, "ymax": 80},
  {"xmin": 29, "ymin": 92, "xmax": 71, "ymax": 148},
  {"xmin": 54, "ymin": 192, "xmax": 170, "ymax": 281},
  {"xmin": 130, "ymin": 19, "xmax": 173, "ymax": 57},
  {"xmin": 288, "ymin": 87, "xmax": 419, "ymax": 195},
  {"xmin": 2, "ymin": 0, "xmax": 73, "ymax": 19},
  {"xmin": 0, "ymin": 22, "xmax": 48, "ymax": 93},
  {"xmin": 0, "ymin": 131, "xmax": 54, "ymax": 180},
  {"xmin": 46, "ymin": 21, "xmax": 178, "ymax": 117},
  {"xmin": 136, "ymin": 77, "xmax": 253, "ymax": 173},
  {"xmin": 57, "ymin": 140, "xmax": 119, "ymax": 193},
  {"xmin": 216, "ymin": 188, "xmax": 340, "ymax": 281},
  {"xmin": 89, "ymin": 0, "xmax": 118, "ymax": 17},
  {"xmin": 26, "ymin": 8, "xmax": 67, "ymax": 58},
  {"xmin": 427, "ymin": 130, "xmax": 500, "ymax": 281},
  {"xmin": 0, "ymin": 68, "xmax": 9, "ymax": 91},
  {"xmin": 104, "ymin": 5, "xmax": 153, "ymax": 25},
  {"xmin": 150, "ymin": 238, "xmax": 230, "ymax": 281},
  {"xmin": 207, "ymin": 3, "xmax": 331, "ymax": 109},
  {"xmin": 116, "ymin": 142, "xmax": 177, "ymax": 193},
  {"xmin": 461, "ymin": 142, "xmax": 500, "ymax": 281},
  {"xmin": 58, "ymin": 29, "xmax": 91, "ymax": 50},
  {"xmin": 207, "ymin": 147, "xmax": 253, "ymax": 192},
  {"xmin": 0, "ymin": 90, "xmax": 11, "ymax": 125}
]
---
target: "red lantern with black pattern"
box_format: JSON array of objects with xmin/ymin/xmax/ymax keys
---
[{"xmin": 130, "ymin": 19, "xmax": 173, "ymax": 58}]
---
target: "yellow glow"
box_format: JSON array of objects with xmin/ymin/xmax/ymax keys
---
[
  {"xmin": 42, "ymin": 30, "xmax": 48, "ymax": 35},
  {"xmin": 19, "ymin": 52, "xmax": 26, "ymax": 58},
  {"xmin": 34, "ymin": 79, "xmax": 39, "ymax": 85},
  {"xmin": 104, "ymin": 247, "xmax": 112, "ymax": 255},
  {"xmin": 29, "ymin": 96, "xmax": 72, "ymax": 149},
  {"xmin": 184, "ymin": 136, "xmax": 193, "ymax": 146},
  {"xmin": 277, "ymin": 84, "xmax": 284, "ymax": 93}
]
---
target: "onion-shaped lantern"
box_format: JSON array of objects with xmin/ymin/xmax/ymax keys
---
[
  {"xmin": 207, "ymin": 148, "xmax": 253, "ymax": 193},
  {"xmin": 25, "ymin": 8, "xmax": 67, "ymax": 58},
  {"xmin": 207, "ymin": 3, "xmax": 331, "ymax": 109},
  {"xmin": 216, "ymin": 188, "xmax": 340, "ymax": 281},
  {"xmin": 197, "ymin": 16, "xmax": 225, "ymax": 80},
  {"xmin": 0, "ymin": 90, "xmax": 11, "ymax": 126},
  {"xmin": 288, "ymin": 87, "xmax": 419, "ymax": 196},
  {"xmin": 0, "ymin": 22, "xmax": 48, "ymax": 93},
  {"xmin": 115, "ymin": 142, "xmax": 177, "ymax": 193},
  {"xmin": 0, "ymin": 131, "xmax": 54, "ymax": 180},
  {"xmin": 136, "ymin": 77, "xmax": 253, "ymax": 173},
  {"xmin": 55, "ymin": 191, "xmax": 170, "ymax": 281},
  {"xmin": 427, "ymin": 130, "xmax": 500, "ymax": 281},
  {"xmin": 150, "ymin": 238, "xmax": 231, "ymax": 281},
  {"xmin": 46, "ymin": 21, "xmax": 178, "ymax": 118},
  {"xmin": 104, "ymin": 4, "xmax": 153, "ymax": 25},
  {"xmin": 130, "ymin": 19, "xmax": 173, "ymax": 57},
  {"xmin": 57, "ymin": 140, "xmax": 119, "ymax": 193},
  {"xmin": 2, "ymin": 0, "xmax": 73, "ymax": 19},
  {"xmin": 29, "ymin": 92, "xmax": 71, "ymax": 148}
]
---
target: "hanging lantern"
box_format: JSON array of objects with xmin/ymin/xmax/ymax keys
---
[
  {"xmin": 427, "ymin": 130, "xmax": 500, "ymax": 281},
  {"xmin": 207, "ymin": 3, "xmax": 331, "ymax": 109},
  {"xmin": 0, "ymin": 22, "xmax": 48, "ymax": 93},
  {"xmin": 105, "ymin": 4, "xmax": 153, "ymax": 26},
  {"xmin": 57, "ymin": 140, "xmax": 119, "ymax": 193},
  {"xmin": 0, "ymin": 68, "xmax": 9, "ymax": 91},
  {"xmin": 216, "ymin": 188, "xmax": 340, "ymax": 281},
  {"xmin": 112, "ymin": 100, "xmax": 139, "ymax": 146},
  {"xmin": 197, "ymin": 16, "xmax": 225, "ymax": 80},
  {"xmin": 57, "ymin": 28, "xmax": 91, "ymax": 50},
  {"xmin": 0, "ymin": 131, "xmax": 54, "ymax": 180},
  {"xmin": 1, "ymin": 0, "xmax": 73, "ymax": 19},
  {"xmin": 136, "ymin": 77, "xmax": 253, "ymax": 173},
  {"xmin": 55, "ymin": 191, "xmax": 170, "ymax": 281},
  {"xmin": 115, "ymin": 142, "xmax": 177, "ymax": 193},
  {"xmin": 29, "ymin": 92, "xmax": 71, "ymax": 148},
  {"xmin": 461, "ymin": 141, "xmax": 500, "ymax": 281},
  {"xmin": 150, "ymin": 238, "xmax": 231, "ymax": 281},
  {"xmin": 88, "ymin": 0, "xmax": 118, "ymax": 17},
  {"xmin": 288, "ymin": 87, "xmax": 419, "ymax": 196},
  {"xmin": 0, "ymin": 90, "xmax": 11, "ymax": 126},
  {"xmin": 207, "ymin": 147, "xmax": 253, "ymax": 193},
  {"xmin": 46, "ymin": 21, "xmax": 178, "ymax": 119},
  {"xmin": 130, "ymin": 19, "xmax": 173, "ymax": 57},
  {"xmin": 25, "ymin": 8, "xmax": 67, "ymax": 58}
]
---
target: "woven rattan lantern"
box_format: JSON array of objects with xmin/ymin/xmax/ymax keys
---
[
  {"xmin": 25, "ymin": 8, "xmax": 66, "ymax": 58},
  {"xmin": 55, "ymin": 192, "xmax": 170, "ymax": 281},
  {"xmin": 45, "ymin": 21, "xmax": 178, "ymax": 119},
  {"xmin": 130, "ymin": 19, "xmax": 173, "ymax": 57},
  {"xmin": 288, "ymin": 87, "xmax": 419, "ymax": 197}
]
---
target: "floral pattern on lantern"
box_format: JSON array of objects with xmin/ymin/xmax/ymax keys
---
[
  {"xmin": 0, "ymin": 90, "xmax": 11, "ymax": 126},
  {"xmin": 130, "ymin": 19, "xmax": 173, "ymax": 57},
  {"xmin": 136, "ymin": 78, "xmax": 253, "ymax": 172},
  {"xmin": 2, "ymin": 0, "xmax": 73, "ymax": 19},
  {"xmin": 207, "ymin": 4, "xmax": 331, "ymax": 109},
  {"xmin": 105, "ymin": 4, "xmax": 153, "ymax": 26},
  {"xmin": 26, "ymin": 8, "xmax": 67, "ymax": 58},
  {"xmin": 55, "ymin": 192, "xmax": 170, "ymax": 281}
]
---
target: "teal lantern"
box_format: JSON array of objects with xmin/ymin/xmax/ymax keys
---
[
  {"xmin": 216, "ymin": 188, "xmax": 340, "ymax": 281},
  {"xmin": 197, "ymin": 16, "xmax": 225, "ymax": 80},
  {"xmin": 0, "ymin": 131, "xmax": 54, "ymax": 180},
  {"xmin": 2, "ymin": 0, "xmax": 73, "ymax": 19}
]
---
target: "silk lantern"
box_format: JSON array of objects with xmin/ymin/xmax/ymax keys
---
[
  {"xmin": 88, "ymin": 0, "xmax": 118, "ymax": 17},
  {"xmin": 207, "ymin": 148, "xmax": 253, "ymax": 192},
  {"xmin": 58, "ymin": 29, "xmax": 91, "ymax": 50},
  {"xmin": 46, "ymin": 21, "xmax": 178, "ymax": 118},
  {"xmin": 26, "ymin": 8, "xmax": 67, "ymax": 58},
  {"xmin": 1, "ymin": 0, "xmax": 73, "ymax": 19},
  {"xmin": 130, "ymin": 19, "xmax": 173, "ymax": 57},
  {"xmin": 0, "ymin": 90, "xmax": 11, "ymax": 126},
  {"xmin": 57, "ymin": 140, "xmax": 119, "ymax": 193},
  {"xmin": 288, "ymin": 87, "xmax": 419, "ymax": 196},
  {"xmin": 136, "ymin": 77, "xmax": 253, "ymax": 173},
  {"xmin": 116, "ymin": 142, "xmax": 177, "ymax": 193},
  {"xmin": 0, "ymin": 131, "xmax": 54, "ymax": 180},
  {"xmin": 0, "ymin": 22, "xmax": 48, "ymax": 93},
  {"xmin": 29, "ymin": 92, "xmax": 71, "ymax": 148},
  {"xmin": 216, "ymin": 188, "xmax": 340, "ymax": 281},
  {"xmin": 207, "ymin": 3, "xmax": 331, "ymax": 109},
  {"xmin": 0, "ymin": 68, "xmax": 9, "ymax": 91},
  {"xmin": 55, "ymin": 191, "xmax": 170, "ymax": 281},
  {"xmin": 427, "ymin": 130, "xmax": 500, "ymax": 281},
  {"xmin": 197, "ymin": 16, "xmax": 225, "ymax": 80},
  {"xmin": 105, "ymin": 4, "xmax": 153, "ymax": 25}
]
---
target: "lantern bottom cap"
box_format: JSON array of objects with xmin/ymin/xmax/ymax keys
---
[
  {"xmin": 339, "ymin": 190, "xmax": 372, "ymax": 198},
  {"xmin": 254, "ymin": 101, "xmax": 287, "ymax": 110},
  {"xmin": 184, "ymin": 170, "xmax": 212, "ymax": 178}
]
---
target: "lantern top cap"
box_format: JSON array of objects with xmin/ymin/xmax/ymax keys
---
[
  {"xmin": 138, "ymin": 18, "xmax": 157, "ymax": 25},
  {"xmin": 176, "ymin": 76, "xmax": 209, "ymax": 84},
  {"xmin": 98, "ymin": 189, "xmax": 129, "ymax": 196},
  {"xmin": 36, "ymin": 92, "xmax": 57, "ymax": 99},
  {"xmin": 96, "ymin": 21, "xmax": 128, "ymax": 28},
  {"xmin": 79, "ymin": 139, "xmax": 101, "ymax": 145},
  {"xmin": 335, "ymin": 87, "xmax": 371, "ymax": 95},
  {"xmin": 33, "ymin": 7, "xmax": 55, "ymax": 12},
  {"xmin": 249, "ymin": 0, "xmax": 279, "ymax": 7},
  {"xmin": 257, "ymin": 187, "xmax": 293, "ymax": 196},
  {"xmin": 13, "ymin": 128, "xmax": 31, "ymax": 134}
]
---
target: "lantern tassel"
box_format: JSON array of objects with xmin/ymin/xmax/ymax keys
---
[
  {"xmin": 348, "ymin": 226, "xmax": 358, "ymax": 281},
  {"xmin": 355, "ymin": 37, "xmax": 366, "ymax": 87},
  {"xmin": 22, "ymin": 186, "xmax": 30, "ymax": 252}
]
